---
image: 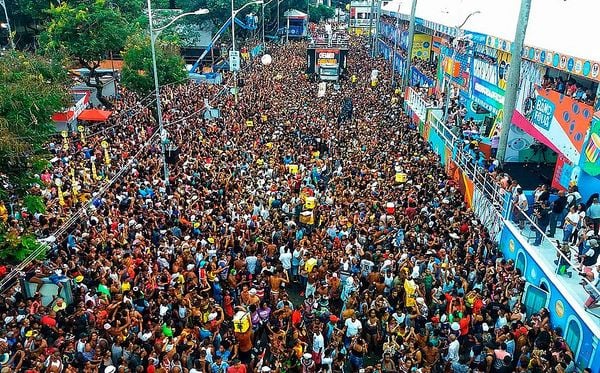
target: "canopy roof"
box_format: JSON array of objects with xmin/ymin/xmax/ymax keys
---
[
  {"xmin": 381, "ymin": 0, "xmax": 600, "ymax": 63},
  {"xmin": 78, "ymin": 109, "xmax": 112, "ymax": 122},
  {"xmin": 284, "ymin": 9, "xmax": 308, "ymax": 18}
]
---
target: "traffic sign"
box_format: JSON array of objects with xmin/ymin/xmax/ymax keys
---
[{"xmin": 229, "ymin": 50, "xmax": 240, "ymax": 72}]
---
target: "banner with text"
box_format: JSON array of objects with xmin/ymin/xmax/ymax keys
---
[{"xmin": 513, "ymin": 86, "xmax": 594, "ymax": 164}]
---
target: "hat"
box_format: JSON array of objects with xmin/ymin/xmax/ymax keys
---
[
  {"xmin": 249, "ymin": 288, "xmax": 257, "ymax": 296},
  {"xmin": 482, "ymin": 323, "xmax": 490, "ymax": 332},
  {"xmin": 104, "ymin": 366, "xmax": 117, "ymax": 373},
  {"xmin": 207, "ymin": 312, "xmax": 218, "ymax": 322},
  {"xmin": 75, "ymin": 275, "xmax": 84, "ymax": 283},
  {"xmin": 329, "ymin": 315, "xmax": 339, "ymax": 323},
  {"xmin": 25, "ymin": 330, "xmax": 39, "ymax": 338},
  {"xmin": 208, "ymin": 237, "xmax": 215, "ymax": 244},
  {"xmin": 451, "ymin": 322, "xmax": 460, "ymax": 331},
  {"xmin": 303, "ymin": 353, "xmax": 312, "ymax": 360},
  {"xmin": 589, "ymin": 239, "xmax": 599, "ymax": 248},
  {"xmin": 0, "ymin": 354, "xmax": 8, "ymax": 365},
  {"xmin": 53, "ymin": 298, "xmax": 67, "ymax": 312},
  {"xmin": 261, "ymin": 367, "xmax": 272, "ymax": 372},
  {"xmin": 416, "ymin": 297, "xmax": 425, "ymax": 305},
  {"xmin": 103, "ymin": 323, "xmax": 112, "ymax": 330}
]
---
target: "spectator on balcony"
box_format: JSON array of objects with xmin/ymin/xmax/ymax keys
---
[
  {"xmin": 513, "ymin": 188, "xmax": 528, "ymax": 230},
  {"xmin": 586, "ymin": 197, "xmax": 600, "ymax": 235},
  {"xmin": 532, "ymin": 200, "xmax": 550, "ymax": 246},
  {"xmin": 548, "ymin": 190, "xmax": 568, "ymax": 238},
  {"xmin": 555, "ymin": 77, "xmax": 566, "ymax": 94},
  {"xmin": 566, "ymin": 80, "xmax": 578, "ymax": 97},
  {"xmin": 562, "ymin": 206, "xmax": 582, "ymax": 244}
]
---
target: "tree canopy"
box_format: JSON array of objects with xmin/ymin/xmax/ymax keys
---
[
  {"xmin": 121, "ymin": 31, "xmax": 188, "ymax": 96},
  {"xmin": 0, "ymin": 51, "xmax": 69, "ymax": 188},
  {"xmin": 40, "ymin": 0, "xmax": 131, "ymax": 107},
  {"xmin": 309, "ymin": 4, "xmax": 335, "ymax": 23}
]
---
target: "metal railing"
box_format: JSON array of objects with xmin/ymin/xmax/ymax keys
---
[{"xmin": 406, "ymin": 87, "xmax": 600, "ymax": 309}]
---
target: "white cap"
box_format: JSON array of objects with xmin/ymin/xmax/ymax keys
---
[{"xmin": 482, "ymin": 323, "xmax": 489, "ymax": 332}]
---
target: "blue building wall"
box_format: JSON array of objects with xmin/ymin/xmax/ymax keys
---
[{"xmin": 499, "ymin": 224, "xmax": 600, "ymax": 369}]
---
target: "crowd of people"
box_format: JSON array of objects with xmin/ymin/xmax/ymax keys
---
[{"xmin": 0, "ymin": 29, "xmax": 587, "ymax": 373}]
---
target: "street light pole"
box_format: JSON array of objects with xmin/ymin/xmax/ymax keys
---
[
  {"xmin": 0, "ymin": 0, "xmax": 15, "ymax": 49},
  {"xmin": 262, "ymin": 2, "xmax": 265, "ymax": 52},
  {"xmin": 390, "ymin": 3, "xmax": 400, "ymax": 87},
  {"xmin": 231, "ymin": 0, "xmax": 264, "ymax": 104},
  {"xmin": 497, "ymin": 0, "xmax": 532, "ymax": 164},
  {"xmin": 369, "ymin": 0, "xmax": 375, "ymax": 56},
  {"xmin": 401, "ymin": 0, "xmax": 417, "ymax": 89},
  {"xmin": 442, "ymin": 11, "xmax": 480, "ymax": 124},
  {"xmin": 147, "ymin": 1, "xmax": 209, "ymax": 189}
]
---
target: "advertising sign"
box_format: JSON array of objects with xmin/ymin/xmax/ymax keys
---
[
  {"xmin": 471, "ymin": 77, "xmax": 505, "ymax": 115},
  {"xmin": 497, "ymin": 51, "xmax": 511, "ymax": 90},
  {"xmin": 581, "ymin": 116, "xmax": 600, "ymax": 176},
  {"xmin": 316, "ymin": 49, "xmax": 339, "ymax": 66},
  {"xmin": 512, "ymin": 86, "xmax": 594, "ymax": 164},
  {"xmin": 411, "ymin": 34, "xmax": 432, "ymax": 60},
  {"xmin": 410, "ymin": 66, "xmax": 434, "ymax": 87}
]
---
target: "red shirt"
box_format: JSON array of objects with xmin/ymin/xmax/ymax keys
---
[
  {"xmin": 41, "ymin": 315, "xmax": 57, "ymax": 328},
  {"xmin": 227, "ymin": 364, "xmax": 247, "ymax": 373}
]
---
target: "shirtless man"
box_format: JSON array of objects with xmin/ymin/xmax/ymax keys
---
[{"xmin": 269, "ymin": 268, "xmax": 289, "ymax": 303}]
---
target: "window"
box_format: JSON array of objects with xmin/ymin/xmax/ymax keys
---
[
  {"xmin": 565, "ymin": 318, "xmax": 582, "ymax": 360},
  {"xmin": 522, "ymin": 283, "xmax": 549, "ymax": 317},
  {"xmin": 516, "ymin": 252, "xmax": 527, "ymax": 275}
]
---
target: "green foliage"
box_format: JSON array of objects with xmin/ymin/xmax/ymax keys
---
[
  {"xmin": 23, "ymin": 195, "xmax": 46, "ymax": 214},
  {"xmin": 40, "ymin": 0, "xmax": 131, "ymax": 107},
  {"xmin": 309, "ymin": 4, "xmax": 335, "ymax": 22},
  {"xmin": 0, "ymin": 229, "xmax": 47, "ymax": 262},
  {"xmin": 41, "ymin": 0, "xmax": 130, "ymax": 68},
  {"xmin": 0, "ymin": 51, "xmax": 69, "ymax": 184},
  {"xmin": 183, "ymin": 0, "xmax": 260, "ymax": 28},
  {"xmin": 121, "ymin": 31, "xmax": 188, "ymax": 96}
]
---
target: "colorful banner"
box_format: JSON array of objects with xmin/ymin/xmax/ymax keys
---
[
  {"xmin": 496, "ymin": 51, "xmax": 511, "ymax": 90},
  {"xmin": 410, "ymin": 66, "xmax": 434, "ymax": 87},
  {"xmin": 522, "ymin": 45, "xmax": 600, "ymax": 82},
  {"xmin": 581, "ymin": 116, "xmax": 600, "ymax": 176},
  {"xmin": 471, "ymin": 77, "xmax": 505, "ymax": 115},
  {"xmin": 411, "ymin": 34, "xmax": 432, "ymax": 60},
  {"xmin": 440, "ymin": 46, "xmax": 471, "ymax": 91},
  {"xmin": 315, "ymin": 49, "xmax": 339, "ymax": 67},
  {"xmin": 431, "ymin": 36, "xmax": 445, "ymax": 54},
  {"xmin": 552, "ymin": 155, "xmax": 580, "ymax": 191},
  {"xmin": 513, "ymin": 86, "xmax": 594, "ymax": 164}
]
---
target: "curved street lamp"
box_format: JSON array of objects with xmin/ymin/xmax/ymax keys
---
[{"xmin": 146, "ymin": 1, "xmax": 209, "ymax": 188}]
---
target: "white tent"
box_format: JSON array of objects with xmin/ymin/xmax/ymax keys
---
[{"xmin": 381, "ymin": 0, "xmax": 600, "ymax": 63}]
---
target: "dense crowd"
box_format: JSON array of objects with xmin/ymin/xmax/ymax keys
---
[{"xmin": 0, "ymin": 31, "xmax": 584, "ymax": 373}]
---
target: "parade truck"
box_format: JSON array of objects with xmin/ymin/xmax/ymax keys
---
[{"xmin": 306, "ymin": 43, "xmax": 349, "ymax": 82}]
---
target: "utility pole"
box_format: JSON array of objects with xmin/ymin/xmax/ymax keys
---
[
  {"xmin": 401, "ymin": 0, "xmax": 417, "ymax": 89},
  {"xmin": 390, "ymin": 2, "xmax": 401, "ymax": 87},
  {"xmin": 496, "ymin": 0, "xmax": 532, "ymax": 164},
  {"xmin": 369, "ymin": 0, "xmax": 375, "ymax": 56},
  {"xmin": 373, "ymin": 0, "xmax": 380, "ymax": 57}
]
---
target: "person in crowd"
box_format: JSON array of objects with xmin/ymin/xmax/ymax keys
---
[{"xmin": 0, "ymin": 26, "xmax": 583, "ymax": 373}]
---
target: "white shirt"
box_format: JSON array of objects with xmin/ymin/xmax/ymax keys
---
[
  {"xmin": 313, "ymin": 332, "xmax": 325, "ymax": 354},
  {"xmin": 344, "ymin": 318, "xmax": 362, "ymax": 337},
  {"xmin": 565, "ymin": 211, "xmax": 580, "ymax": 226},
  {"xmin": 447, "ymin": 339, "xmax": 460, "ymax": 362},
  {"xmin": 279, "ymin": 251, "xmax": 292, "ymax": 269}
]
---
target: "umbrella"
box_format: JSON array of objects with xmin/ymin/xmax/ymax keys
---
[{"xmin": 78, "ymin": 109, "xmax": 112, "ymax": 122}]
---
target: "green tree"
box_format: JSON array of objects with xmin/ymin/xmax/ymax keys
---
[
  {"xmin": 309, "ymin": 4, "xmax": 335, "ymax": 22},
  {"xmin": 121, "ymin": 31, "xmax": 187, "ymax": 96},
  {"xmin": 40, "ymin": 0, "xmax": 131, "ymax": 108},
  {"xmin": 0, "ymin": 51, "xmax": 69, "ymax": 187}
]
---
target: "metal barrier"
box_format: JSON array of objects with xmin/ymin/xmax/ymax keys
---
[{"xmin": 406, "ymin": 87, "xmax": 600, "ymax": 307}]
